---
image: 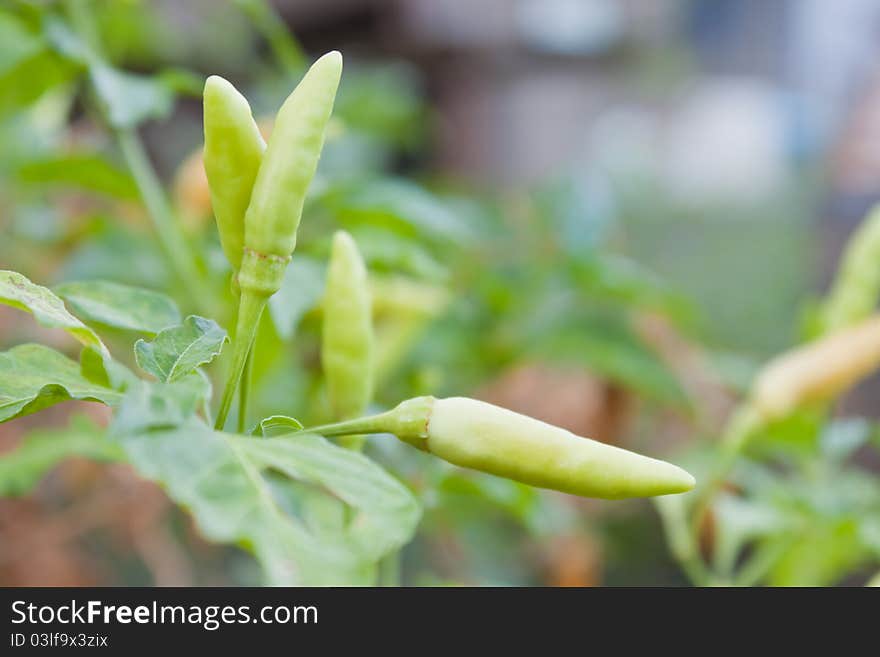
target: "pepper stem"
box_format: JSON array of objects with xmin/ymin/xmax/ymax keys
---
[
  {"xmin": 238, "ymin": 347, "xmax": 253, "ymax": 433},
  {"xmin": 215, "ymin": 291, "xmax": 267, "ymax": 430},
  {"xmin": 299, "ymin": 396, "xmax": 435, "ymax": 449},
  {"xmin": 298, "ymin": 412, "xmax": 396, "ymax": 438}
]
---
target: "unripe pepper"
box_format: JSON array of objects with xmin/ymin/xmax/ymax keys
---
[
  {"xmin": 302, "ymin": 397, "xmax": 696, "ymax": 499},
  {"xmin": 822, "ymin": 204, "xmax": 880, "ymax": 332},
  {"xmin": 322, "ymin": 231, "xmax": 374, "ymax": 448},
  {"xmin": 203, "ymin": 75, "xmax": 266, "ymax": 273},
  {"xmin": 238, "ymin": 51, "xmax": 343, "ymax": 299},
  {"xmin": 751, "ymin": 314, "xmax": 880, "ymax": 421},
  {"xmin": 214, "ymin": 51, "xmax": 343, "ymax": 429}
]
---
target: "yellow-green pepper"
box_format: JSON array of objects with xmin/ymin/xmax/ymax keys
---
[
  {"xmin": 302, "ymin": 396, "xmax": 696, "ymax": 499},
  {"xmin": 203, "ymin": 75, "xmax": 266, "ymax": 274},
  {"xmin": 322, "ymin": 231, "xmax": 374, "ymax": 434}
]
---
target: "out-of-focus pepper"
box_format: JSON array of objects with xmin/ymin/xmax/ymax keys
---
[
  {"xmin": 322, "ymin": 231, "xmax": 374, "ymax": 449},
  {"xmin": 822, "ymin": 204, "xmax": 880, "ymax": 332},
  {"xmin": 751, "ymin": 314, "xmax": 880, "ymax": 421},
  {"xmin": 301, "ymin": 396, "xmax": 696, "ymax": 499}
]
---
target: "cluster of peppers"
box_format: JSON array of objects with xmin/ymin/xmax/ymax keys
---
[{"xmin": 202, "ymin": 51, "xmax": 696, "ymax": 500}]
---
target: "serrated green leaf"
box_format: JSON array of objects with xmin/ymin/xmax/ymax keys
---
[
  {"xmin": 0, "ymin": 415, "xmax": 123, "ymax": 496},
  {"xmin": 79, "ymin": 345, "xmax": 137, "ymax": 391},
  {"xmin": 110, "ymin": 374, "xmax": 211, "ymax": 436},
  {"xmin": 0, "ymin": 344, "xmax": 121, "ymax": 422},
  {"xmin": 268, "ymin": 257, "xmax": 325, "ymax": 340},
  {"xmin": 0, "ymin": 270, "xmax": 109, "ymax": 357},
  {"xmin": 251, "ymin": 415, "xmax": 304, "ymax": 437},
  {"xmin": 55, "ymin": 280, "xmax": 180, "ymax": 336},
  {"xmin": 134, "ymin": 316, "xmax": 227, "ymax": 382},
  {"xmin": 121, "ymin": 420, "xmax": 421, "ymax": 585}
]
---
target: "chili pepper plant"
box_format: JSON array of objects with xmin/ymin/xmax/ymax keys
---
[
  {"xmin": 0, "ymin": 2, "xmax": 695, "ymax": 586},
  {"xmin": 2, "ymin": 1, "xmax": 879, "ymax": 587}
]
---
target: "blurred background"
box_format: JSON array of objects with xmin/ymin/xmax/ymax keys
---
[{"xmin": 2, "ymin": 0, "xmax": 880, "ymax": 586}]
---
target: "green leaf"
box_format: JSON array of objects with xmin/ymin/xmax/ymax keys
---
[
  {"xmin": 0, "ymin": 11, "xmax": 43, "ymax": 76},
  {"xmin": 55, "ymin": 280, "xmax": 180, "ymax": 336},
  {"xmin": 324, "ymin": 179, "xmax": 471, "ymax": 243},
  {"xmin": 90, "ymin": 63, "xmax": 174, "ymax": 129},
  {"xmin": 251, "ymin": 415, "xmax": 304, "ymax": 437},
  {"xmin": 768, "ymin": 519, "xmax": 870, "ymax": 587},
  {"xmin": 532, "ymin": 323, "xmax": 687, "ymax": 406},
  {"xmin": 120, "ymin": 420, "xmax": 421, "ymax": 585},
  {"xmin": 134, "ymin": 316, "xmax": 227, "ymax": 382},
  {"xmin": 17, "ymin": 154, "xmax": 138, "ymax": 199},
  {"xmin": 0, "ymin": 415, "xmax": 123, "ymax": 496},
  {"xmin": 267, "ymin": 257, "xmax": 325, "ymax": 340},
  {"xmin": 0, "ymin": 20, "xmax": 77, "ymax": 118},
  {"xmin": 0, "ymin": 270, "xmax": 109, "ymax": 357},
  {"xmin": 79, "ymin": 345, "xmax": 137, "ymax": 390},
  {"xmin": 0, "ymin": 344, "xmax": 121, "ymax": 422},
  {"xmin": 43, "ymin": 17, "xmax": 173, "ymax": 129},
  {"xmin": 349, "ymin": 226, "xmax": 447, "ymax": 281},
  {"xmin": 820, "ymin": 419, "xmax": 872, "ymax": 464},
  {"xmin": 110, "ymin": 375, "xmax": 211, "ymax": 436},
  {"xmin": 711, "ymin": 493, "xmax": 794, "ymax": 576}
]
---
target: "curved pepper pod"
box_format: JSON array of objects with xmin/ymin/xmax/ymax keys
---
[
  {"xmin": 322, "ymin": 231, "xmax": 374, "ymax": 422},
  {"xmin": 752, "ymin": 314, "xmax": 880, "ymax": 421},
  {"xmin": 306, "ymin": 396, "xmax": 696, "ymax": 499},
  {"xmin": 239, "ymin": 50, "xmax": 343, "ymax": 299},
  {"xmin": 203, "ymin": 75, "xmax": 266, "ymax": 272},
  {"xmin": 822, "ymin": 205, "xmax": 880, "ymax": 332}
]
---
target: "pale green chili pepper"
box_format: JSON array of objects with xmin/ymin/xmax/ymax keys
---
[
  {"xmin": 302, "ymin": 396, "xmax": 696, "ymax": 499},
  {"xmin": 322, "ymin": 231, "xmax": 374, "ymax": 449},
  {"xmin": 238, "ymin": 50, "xmax": 343, "ymax": 299},
  {"xmin": 822, "ymin": 204, "xmax": 880, "ymax": 332},
  {"xmin": 203, "ymin": 75, "xmax": 266, "ymax": 274},
  {"xmin": 214, "ymin": 51, "xmax": 343, "ymax": 430}
]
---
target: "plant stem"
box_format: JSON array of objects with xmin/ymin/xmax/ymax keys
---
[
  {"xmin": 656, "ymin": 496, "xmax": 713, "ymax": 586},
  {"xmin": 66, "ymin": 0, "xmax": 101, "ymax": 55},
  {"xmin": 65, "ymin": 0, "xmax": 209, "ymax": 313},
  {"xmin": 116, "ymin": 129, "xmax": 207, "ymax": 311},
  {"xmin": 235, "ymin": 0, "xmax": 306, "ymax": 74},
  {"xmin": 688, "ymin": 405, "xmax": 762, "ymax": 537},
  {"xmin": 298, "ymin": 412, "xmax": 395, "ymax": 438},
  {"xmin": 379, "ymin": 551, "xmax": 401, "ymax": 587},
  {"xmin": 238, "ymin": 348, "xmax": 253, "ymax": 433},
  {"xmin": 216, "ymin": 291, "xmax": 266, "ymax": 430}
]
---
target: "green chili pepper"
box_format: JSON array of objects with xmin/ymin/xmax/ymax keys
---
[
  {"xmin": 822, "ymin": 204, "xmax": 880, "ymax": 332},
  {"xmin": 238, "ymin": 50, "xmax": 343, "ymax": 299},
  {"xmin": 322, "ymin": 231, "xmax": 374, "ymax": 448},
  {"xmin": 301, "ymin": 396, "xmax": 696, "ymax": 499},
  {"xmin": 214, "ymin": 51, "xmax": 343, "ymax": 430},
  {"xmin": 203, "ymin": 75, "xmax": 266, "ymax": 274}
]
